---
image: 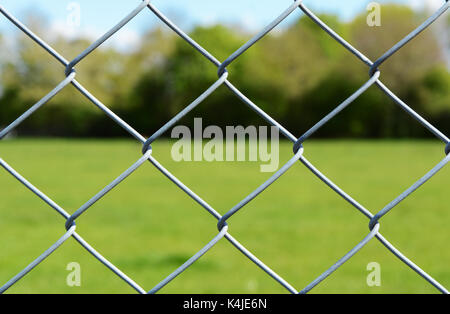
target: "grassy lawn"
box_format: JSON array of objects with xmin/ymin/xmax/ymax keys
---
[{"xmin": 0, "ymin": 139, "xmax": 448, "ymax": 294}]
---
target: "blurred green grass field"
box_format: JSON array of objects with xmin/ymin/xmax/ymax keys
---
[{"xmin": 0, "ymin": 139, "xmax": 448, "ymax": 294}]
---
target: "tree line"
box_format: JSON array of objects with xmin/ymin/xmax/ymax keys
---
[{"xmin": 0, "ymin": 5, "xmax": 448, "ymax": 139}]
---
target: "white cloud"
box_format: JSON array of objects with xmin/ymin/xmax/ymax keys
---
[
  {"xmin": 409, "ymin": 0, "xmax": 444, "ymax": 11},
  {"xmin": 48, "ymin": 20, "xmax": 141, "ymax": 53},
  {"xmin": 239, "ymin": 14, "xmax": 261, "ymax": 32}
]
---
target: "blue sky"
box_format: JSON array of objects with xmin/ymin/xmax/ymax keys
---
[{"xmin": 0, "ymin": 0, "xmax": 444, "ymax": 50}]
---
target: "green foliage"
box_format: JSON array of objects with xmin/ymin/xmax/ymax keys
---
[{"xmin": 0, "ymin": 5, "xmax": 448, "ymax": 138}]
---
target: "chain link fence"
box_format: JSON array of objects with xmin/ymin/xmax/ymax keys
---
[{"xmin": 0, "ymin": 0, "xmax": 449, "ymax": 294}]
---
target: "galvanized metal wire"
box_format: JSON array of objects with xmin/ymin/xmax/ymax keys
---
[{"xmin": 0, "ymin": 0, "xmax": 449, "ymax": 294}]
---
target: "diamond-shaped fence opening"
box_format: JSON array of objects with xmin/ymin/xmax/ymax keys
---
[{"xmin": 0, "ymin": 0, "xmax": 449, "ymax": 294}]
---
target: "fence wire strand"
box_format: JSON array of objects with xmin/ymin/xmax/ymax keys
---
[{"xmin": 0, "ymin": 0, "xmax": 448, "ymax": 294}]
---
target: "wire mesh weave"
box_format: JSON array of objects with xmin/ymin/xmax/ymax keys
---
[{"xmin": 0, "ymin": 0, "xmax": 449, "ymax": 294}]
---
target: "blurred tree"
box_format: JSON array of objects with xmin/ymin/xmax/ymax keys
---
[
  {"xmin": 128, "ymin": 24, "xmax": 290, "ymax": 136},
  {"xmin": 351, "ymin": 5, "xmax": 444, "ymax": 84},
  {"xmin": 349, "ymin": 5, "xmax": 447, "ymax": 137},
  {"xmin": 0, "ymin": 5, "xmax": 448, "ymax": 139},
  {"xmin": 263, "ymin": 14, "xmax": 349, "ymax": 99},
  {"xmin": 0, "ymin": 15, "xmax": 157, "ymax": 136}
]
